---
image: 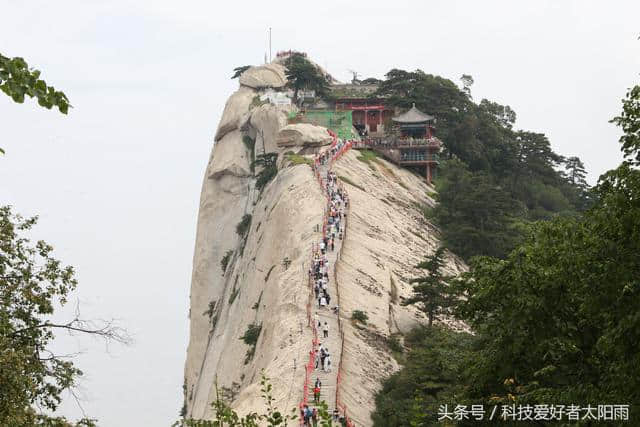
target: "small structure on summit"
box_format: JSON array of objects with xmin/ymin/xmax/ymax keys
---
[{"xmin": 355, "ymin": 104, "xmax": 442, "ymax": 183}]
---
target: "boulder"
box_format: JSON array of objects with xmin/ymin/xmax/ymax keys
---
[
  {"xmin": 207, "ymin": 130, "xmax": 251, "ymax": 179},
  {"xmin": 214, "ymin": 86, "xmax": 255, "ymax": 141},
  {"xmin": 276, "ymin": 123, "xmax": 333, "ymax": 148},
  {"xmin": 239, "ymin": 63, "xmax": 287, "ymax": 90},
  {"xmin": 249, "ymin": 104, "xmax": 288, "ymax": 154}
]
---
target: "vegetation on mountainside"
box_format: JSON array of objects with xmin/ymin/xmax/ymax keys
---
[
  {"xmin": 374, "ymin": 82, "xmax": 640, "ymax": 425},
  {"xmin": 240, "ymin": 322, "xmax": 262, "ymax": 364},
  {"xmin": 230, "ymin": 65, "xmax": 251, "ymax": 79},
  {"xmin": 220, "ymin": 250, "xmax": 233, "ymax": 274},
  {"xmin": 243, "ymin": 136, "xmax": 256, "ymax": 173},
  {"xmin": 401, "ymin": 247, "xmax": 456, "ymax": 327},
  {"xmin": 228, "ymin": 286, "xmax": 239, "ymax": 305},
  {"xmin": 351, "ymin": 310, "xmax": 368, "ymax": 324},
  {"xmin": 375, "ymin": 69, "xmax": 591, "ymax": 259},
  {"xmin": 285, "ymin": 151, "xmax": 313, "ymax": 167},
  {"xmin": 176, "ymin": 372, "xmax": 303, "ymax": 427},
  {"xmin": 283, "ymin": 53, "xmax": 330, "ymax": 102},
  {"xmin": 356, "ymin": 149, "xmax": 380, "ymax": 171},
  {"xmin": 236, "ymin": 214, "xmax": 252, "ymax": 237},
  {"xmin": 253, "ymin": 153, "xmax": 279, "ymax": 191},
  {"xmin": 372, "ymin": 326, "xmax": 473, "ymax": 427}
]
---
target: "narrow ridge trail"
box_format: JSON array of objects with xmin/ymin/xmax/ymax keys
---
[{"xmin": 300, "ymin": 136, "xmax": 354, "ymax": 426}]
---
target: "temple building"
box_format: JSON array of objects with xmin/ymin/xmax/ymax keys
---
[
  {"xmin": 334, "ymin": 97, "xmax": 394, "ymax": 137},
  {"xmin": 391, "ymin": 104, "xmax": 441, "ymax": 182}
]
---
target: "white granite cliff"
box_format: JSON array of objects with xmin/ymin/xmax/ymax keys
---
[{"xmin": 184, "ymin": 62, "xmax": 466, "ymax": 426}]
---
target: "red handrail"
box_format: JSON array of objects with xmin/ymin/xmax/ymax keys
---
[{"xmin": 300, "ymin": 134, "xmax": 355, "ymax": 426}]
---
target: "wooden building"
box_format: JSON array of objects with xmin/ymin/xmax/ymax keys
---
[
  {"xmin": 334, "ymin": 97, "xmax": 395, "ymax": 137},
  {"xmin": 391, "ymin": 104, "xmax": 441, "ymax": 182}
]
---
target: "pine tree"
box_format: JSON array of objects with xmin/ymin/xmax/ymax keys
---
[{"xmin": 402, "ymin": 247, "xmax": 456, "ymax": 327}]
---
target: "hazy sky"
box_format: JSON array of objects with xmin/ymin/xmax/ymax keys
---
[{"xmin": 1, "ymin": 1, "xmax": 638, "ymax": 425}]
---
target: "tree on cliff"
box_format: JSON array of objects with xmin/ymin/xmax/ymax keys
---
[
  {"xmin": 433, "ymin": 159, "xmax": 524, "ymax": 259},
  {"xmin": 230, "ymin": 65, "xmax": 251, "ymax": 79},
  {"xmin": 402, "ymin": 247, "xmax": 457, "ymax": 327},
  {"xmin": 283, "ymin": 54, "xmax": 329, "ymax": 102},
  {"xmin": 373, "ymin": 81, "xmax": 640, "ymax": 426},
  {"xmin": 375, "ymin": 68, "xmax": 589, "ymax": 259}
]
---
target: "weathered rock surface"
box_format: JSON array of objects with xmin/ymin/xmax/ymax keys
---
[
  {"xmin": 214, "ymin": 86, "xmax": 256, "ymax": 142},
  {"xmin": 331, "ymin": 151, "xmax": 467, "ymax": 426},
  {"xmin": 249, "ymin": 104, "xmax": 289, "ymax": 155},
  {"xmin": 276, "ymin": 123, "xmax": 333, "ymax": 148},
  {"xmin": 239, "ymin": 63, "xmax": 287, "ymax": 90},
  {"xmin": 185, "ymin": 65, "xmax": 467, "ymax": 426}
]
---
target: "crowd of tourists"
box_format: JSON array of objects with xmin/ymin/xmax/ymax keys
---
[{"xmin": 302, "ymin": 139, "xmax": 351, "ymax": 427}]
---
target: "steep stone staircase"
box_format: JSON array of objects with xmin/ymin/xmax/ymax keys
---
[{"xmin": 301, "ymin": 143, "xmax": 351, "ymax": 424}]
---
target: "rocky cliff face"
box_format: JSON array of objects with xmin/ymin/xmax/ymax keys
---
[{"xmin": 184, "ymin": 62, "xmax": 466, "ymax": 426}]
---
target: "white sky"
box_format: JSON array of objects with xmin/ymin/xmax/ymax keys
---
[{"xmin": 1, "ymin": 1, "xmax": 638, "ymax": 425}]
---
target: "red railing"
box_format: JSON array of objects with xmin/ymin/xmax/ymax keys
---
[{"xmin": 299, "ymin": 131, "xmax": 355, "ymax": 426}]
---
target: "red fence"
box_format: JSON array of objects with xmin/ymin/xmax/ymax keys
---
[{"xmin": 299, "ymin": 131, "xmax": 354, "ymax": 426}]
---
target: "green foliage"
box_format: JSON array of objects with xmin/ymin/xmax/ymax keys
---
[
  {"xmin": 283, "ymin": 53, "xmax": 330, "ymax": 101},
  {"xmin": 252, "ymin": 291, "xmax": 263, "ymax": 310},
  {"xmin": 432, "ymin": 159, "xmax": 524, "ymax": 260},
  {"xmin": 402, "ymin": 247, "xmax": 457, "ymax": 327},
  {"xmin": 372, "ymin": 76, "xmax": 640, "ymax": 427},
  {"xmin": 0, "ymin": 53, "xmax": 71, "ymax": 155},
  {"xmin": 236, "ymin": 214, "xmax": 252, "ymax": 237},
  {"xmin": 361, "ymin": 77, "xmax": 382, "ymax": 85},
  {"xmin": 230, "ymin": 65, "xmax": 251, "ymax": 79},
  {"xmin": 253, "ymin": 153, "xmax": 279, "ymax": 191},
  {"xmin": 220, "ymin": 250, "xmax": 233, "ymax": 274},
  {"xmin": 250, "ymin": 95, "xmax": 269, "ymax": 109},
  {"xmin": 203, "ymin": 300, "xmax": 217, "ymax": 319},
  {"xmin": 0, "ymin": 53, "xmax": 70, "ymax": 113},
  {"xmin": 240, "ymin": 323, "xmax": 262, "ymax": 364},
  {"xmin": 175, "ymin": 371, "xmax": 301, "ymax": 427},
  {"xmin": 372, "ymin": 326, "xmax": 474, "ymax": 427},
  {"xmin": 610, "ymin": 84, "xmax": 640, "ymax": 166},
  {"xmin": 337, "ymin": 175, "xmax": 365, "ymax": 191},
  {"xmin": 284, "ymin": 152, "xmax": 313, "ymax": 167},
  {"xmin": 376, "ymin": 69, "xmax": 588, "ymax": 259},
  {"xmin": 0, "ymin": 206, "xmax": 126, "ymax": 426},
  {"xmin": 228, "ymin": 287, "xmax": 239, "ymax": 305},
  {"xmin": 351, "ymin": 310, "xmax": 368, "ymax": 324},
  {"xmin": 460, "ymin": 74, "xmax": 474, "ymax": 97},
  {"xmin": 450, "ymin": 90, "xmax": 640, "ymax": 417},
  {"xmin": 243, "ymin": 136, "xmax": 256, "ymax": 173},
  {"xmin": 356, "ymin": 149, "xmax": 379, "ymax": 171},
  {"xmin": 240, "ymin": 323, "xmax": 262, "ymax": 346},
  {"xmin": 387, "ymin": 334, "xmax": 403, "ymax": 354}
]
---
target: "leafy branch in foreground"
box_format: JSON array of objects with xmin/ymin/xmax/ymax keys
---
[
  {"xmin": 176, "ymin": 370, "xmax": 315, "ymax": 426},
  {"xmin": 0, "ymin": 205, "xmax": 130, "ymax": 425},
  {"xmin": 0, "ymin": 52, "xmax": 71, "ymax": 155},
  {"xmin": 0, "ymin": 53, "xmax": 70, "ymax": 113}
]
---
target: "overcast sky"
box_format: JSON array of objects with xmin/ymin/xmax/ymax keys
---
[{"xmin": 1, "ymin": 1, "xmax": 639, "ymax": 425}]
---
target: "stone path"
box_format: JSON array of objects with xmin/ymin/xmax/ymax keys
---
[{"xmin": 305, "ymin": 154, "xmax": 347, "ymax": 420}]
